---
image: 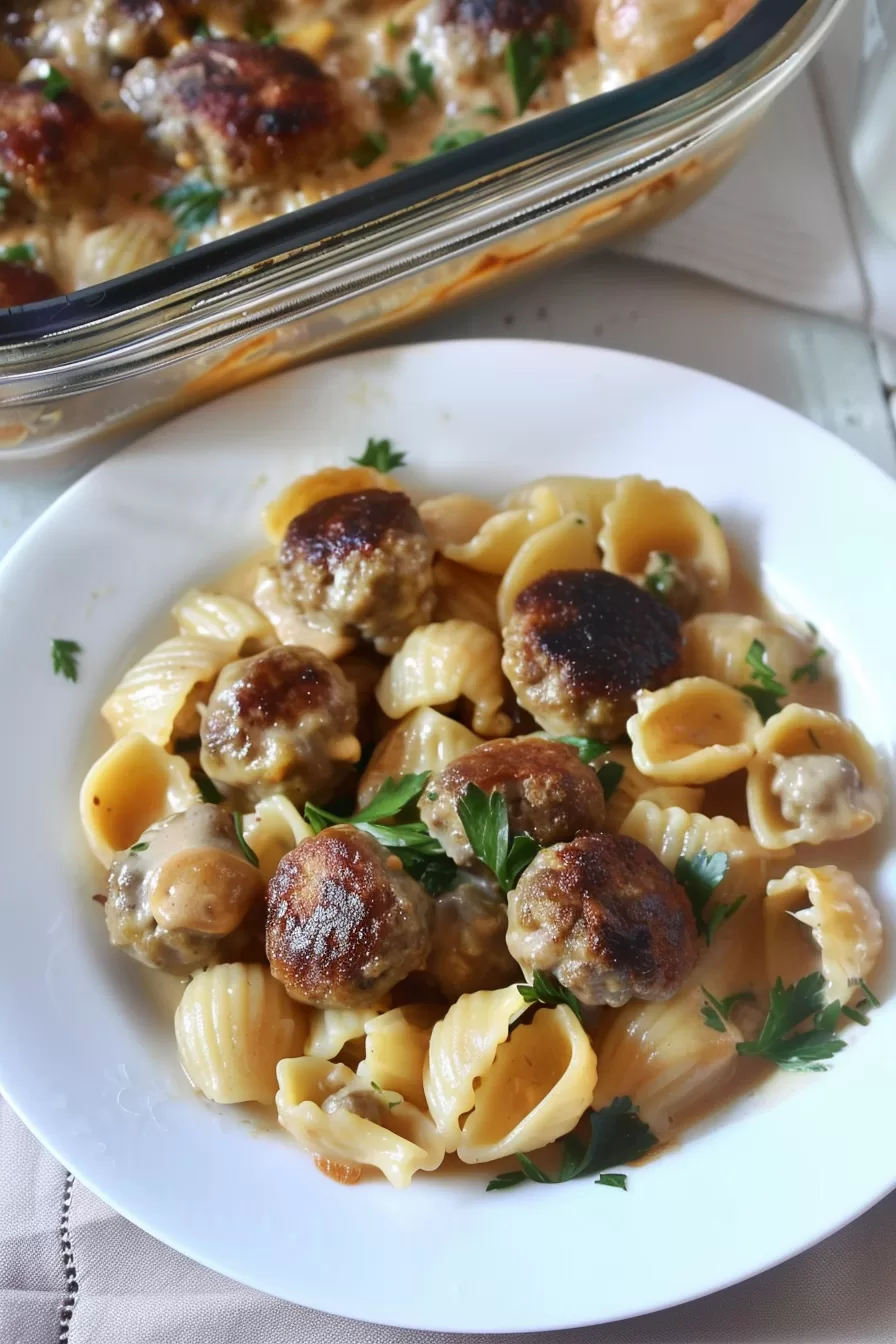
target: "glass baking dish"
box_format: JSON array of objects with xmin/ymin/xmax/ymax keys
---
[{"xmin": 0, "ymin": 0, "xmax": 848, "ymax": 460}]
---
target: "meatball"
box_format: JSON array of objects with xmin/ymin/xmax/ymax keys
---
[
  {"xmin": 266, "ymin": 826, "xmax": 433, "ymax": 1008},
  {"xmin": 199, "ymin": 645, "xmax": 360, "ymax": 807},
  {"xmin": 502, "ymin": 569, "xmax": 681, "ymax": 740},
  {"xmin": 426, "ymin": 880, "xmax": 519, "ymax": 998},
  {"xmin": 120, "ymin": 39, "xmax": 352, "ymax": 189},
  {"xmin": 0, "ymin": 80, "xmax": 101, "ymax": 212},
  {"xmin": 279, "ymin": 490, "xmax": 436, "ymax": 655},
  {"xmin": 507, "ymin": 832, "xmax": 698, "ymax": 1007},
  {"xmin": 0, "ymin": 259, "xmax": 59, "ymax": 306},
  {"xmin": 420, "ymin": 737, "xmax": 605, "ymax": 866},
  {"xmin": 104, "ymin": 803, "xmax": 265, "ymax": 972},
  {"xmin": 412, "ymin": 0, "xmax": 573, "ymax": 92}
]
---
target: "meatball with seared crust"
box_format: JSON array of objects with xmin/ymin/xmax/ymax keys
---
[
  {"xmin": 0, "ymin": 80, "xmax": 101, "ymax": 212},
  {"xmin": 267, "ymin": 826, "xmax": 433, "ymax": 1008},
  {"xmin": 507, "ymin": 832, "xmax": 698, "ymax": 1007},
  {"xmin": 199, "ymin": 645, "xmax": 360, "ymax": 807},
  {"xmin": 104, "ymin": 803, "xmax": 265, "ymax": 972},
  {"xmin": 502, "ymin": 569, "xmax": 681, "ymax": 741},
  {"xmin": 0, "ymin": 259, "xmax": 59, "ymax": 306},
  {"xmin": 412, "ymin": 0, "xmax": 574, "ymax": 94},
  {"xmin": 121, "ymin": 39, "xmax": 352, "ymax": 189},
  {"xmin": 426, "ymin": 880, "xmax": 519, "ymax": 998},
  {"xmin": 420, "ymin": 737, "xmax": 605, "ymax": 866},
  {"xmin": 279, "ymin": 490, "xmax": 436, "ymax": 656}
]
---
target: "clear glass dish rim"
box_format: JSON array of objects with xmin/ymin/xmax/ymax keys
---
[{"xmin": 0, "ymin": 0, "xmax": 825, "ymax": 351}]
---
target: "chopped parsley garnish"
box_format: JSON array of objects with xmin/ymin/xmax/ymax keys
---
[
  {"xmin": 596, "ymin": 1173, "xmax": 627, "ymax": 1189},
  {"xmin": 129, "ymin": 841, "xmax": 150, "ymax": 854},
  {"xmin": 194, "ymin": 770, "xmax": 224, "ymax": 804},
  {"xmin": 791, "ymin": 638, "xmax": 827, "ymax": 684},
  {"xmin": 0, "ymin": 177, "xmax": 10, "ymax": 216},
  {"xmin": 42, "ymin": 66, "xmax": 71, "ymax": 102},
  {"xmin": 739, "ymin": 639, "xmax": 787, "ymax": 721},
  {"xmin": 154, "ymin": 179, "xmax": 223, "ymax": 254},
  {"xmin": 233, "ymin": 812, "xmax": 260, "ymax": 867},
  {"xmin": 842, "ymin": 978, "xmax": 880, "ymax": 1026},
  {"xmin": 245, "ymin": 17, "xmax": 279, "ymax": 42},
  {"xmin": 855, "ymin": 977, "xmax": 880, "ymax": 1007},
  {"xmin": 430, "ymin": 129, "xmax": 485, "ymax": 154},
  {"xmin": 485, "ymin": 1096, "xmax": 656, "ymax": 1191},
  {"xmin": 386, "ymin": 20, "xmax": 406, "ymax": 38},
  {"xmin": 0, "ymin": 243, "xmax": 36, "ymax": 265},
  {"xmin": 191, "ymin": 19, "xmax": 211, "ymax": 39},
  {"xmin": 476, "ymin": 104, "xmax": 502, "ymax": 117},
  {"xmin": 551, "ymin": 735, "xmax": 609, "ymax": 765},
  {"xmin": 735, "ymin": 972, "xmax": 848, "ymax": 1072},
  {"xmin": 597, "ymin": 760, "xmax": 624, "ymax": 801},
  {"xmin": 700, "ymin": 987, "xmax": 756, "ymax": 1032},
  {"xmin": 674, "ymin": 849, "xmax": 744, "ymax": 945},
  {"xmin": 350, "ymin": 436, "xmax": 406, "ymax": 472},
  {"xmin": 51, "ymin": 638, "xmax": 81, "ymax": 682},
  {"xmin": 304, "ymin": 773, "xmax": 458, "ymax": 895},
  {"xmin": 457, "ymin": 783, "xmax": 539, "ymax": 893},
  {"xmin": 351, "ymin": 131, "xmax": 388, "ymax": 169},
  {"xmin": 504, "ymin": 18, "xmax": 573, "ymax": 115},
  {"xmin": 518, "ymin": 969, "xmax": 584, "ymax": 1024},
  {"xmin": 643, "ymin": 551, "xmax": 677, "ymax": 600},
  {"xmin": 406, "ymin": 49, "xmax": 437, "ymax": 102},
  {"xmin": 370, "ymin": 1080, "xmax": 401, "ymax": 1108}
]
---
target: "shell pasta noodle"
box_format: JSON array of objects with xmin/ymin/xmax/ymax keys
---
[{"xmin": 80, "ymin": 459, "xmax": 888, "ymax": 1192}]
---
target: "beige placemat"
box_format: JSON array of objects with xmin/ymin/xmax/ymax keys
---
[{"xmin": 3, "ymin": 1096, "xmax": 895, "ymax": 1344}]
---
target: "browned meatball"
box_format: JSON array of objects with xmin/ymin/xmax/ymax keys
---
[
  {"xmin": 419, "ymin": 737, "xmax": 605, "ymax": 866},
  {"xmin": 507, "ymin": 833, "xmax": 698, "ymax": 1006},
  {"xmin": 0, "ymin": 259, "xmax": 59, "ymax": 306},
  {"xmin": 267, "ymin": 826, "xmax": 433, "ymax": 1008},
  {"xmin": 0, "ymin": 81, "xmax": 101, "ymax": 212},
  {"xmin": 426, "ymin": 880, "xmax": 519, "ymax": 998},
  {"xmin": 414, "ymin": 0, "xmax": 573, "ymax": 90},
  {"xmin": 279, "ymin": 490, "xmax": 436, "ymax": 656},
  {"xmin": 105, "ymin": 803, "xmax": 265, "ymax": 972},
  {"xmin": 502, "ymin": 569, "xmax": 681, "ymax": 740},
  {"xmin": 120, "ymin": 40, "xmax": 352, "ymax": 189},
  {"xmin": 199, "ymin": 645, "xmax": 360, "ymax": 806}
]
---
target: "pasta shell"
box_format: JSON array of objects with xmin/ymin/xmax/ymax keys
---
[
  {"xmin": 599, "ymin": 476, "xmax": 730, "ymax": 607},
  {"xmin": 172, "ymin": 588, "xmax": 274, "ymax": 648},
  {"xmin": 497, "ymin": 512, "xmax": 600, "ymax": 630},
  {"xmin": 601, "ymin": 745, "xmax": 704, "ymax": 832},
  {"xmin": 628, "ymin": 677, "xmax": 762, "ymax": 784},
  {"xmin": 304, "ymin": 1006, "xmax": 384, "ymax": 1061},
  {"xmin": 241, "ymin": 794, "xmax": 314, "ymax": 881},
  {"xmin": 375, "ymin": 621, "xmax": 512, "ymax": 737},
  {"xmin": 175, "ymin": 963, "xmax": 307, "ymax": 1105},
  {"xmin": 765, "ymin": 865, "xmax": 883, "ymax": 1006},
  {"xmin": 276, "ymin": 1058, "xmax": 445, "ymax": 1188},
  {"xmin": 80, "ymin": 732, "xmax": 200, "ymax": 866},
  {"xmin": 437, "ymin": 486, "xmax": 564, "ymax": 575},
  {"xmin": 75, "ymin": 212, "xmax": 171, "ymax": 288},
  {"xmin": 357, "ymin": 707, "xmax": 482, "ymax": 809},
  {"xmin": 682, "ymin": 613, "xmax": 818, "ymax": 689},
  {"xmin": 262, "ymin": 465, "xmax": 401, "ymax": 543},
  {"xmin": 419, "ymin": 494, "xmax": 495, "ymax": 552},
  {"xmin": 357, "ymin": 1005, "xmax": 443, "ymax": 1111},
  {"xmin": 456, "ymin": 1006, "xmax": 597, "ymax": 1163},
  {"xmin": 102, "ymin": 635, "xmax": 238, "ymax": 746},
  {"xmin": 621, "ymin": 798, "xmax": 777, "ymax": 903},
  {"xmin": 502, "ymin": 476, "xmax": 617, "ymax": 529},
  {"xmin": 432, "ymin": 558, "xmax": 500, "ymax": 633},
  {"xmin": 424, "ymin": 985, "xmax": 526, "ymax": 1152},
  {"xmin": 746, "ymin": 705, "xmax": 884, "ymax": 848}
]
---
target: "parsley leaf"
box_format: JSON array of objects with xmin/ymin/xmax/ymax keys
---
[
  {"xmin": 406, "ymin": 48, "xmax": 437, "ymax": 102},
  {"xmin": 51, "ymin": 637, "xmax": 81, "ymax": 682},
  {"xmin": 791, "ymin": 642, "xmax": 827, "ymax": 684},
  {"xmin": 350, "ymin": 436, "xmax": 406, "ymax": 472},
  {"xmin": 154, "ymin": 179, "xmax": 223, "ymax": 253},
  {"xmin": 486, "ymin": 1096, "xmax": 656, "ymax": 1191},
  {"xmin": 430, "ymin": 129, "xmax": 485, "ymax": 154},
  {"xmin": 736, "ymin": 973, "xmax": 847, "ymax": 1072},
  {"xmin": 306, "ymin": 772, "xmax": 429, "ymax": 831},
  {"xmin": 643, "ymin": 551, "xmax": 677, "ymax": 600},
  {"xmin": 42, "ymin": 66, "xmax": 71, "ymax": 101},
  {"xmin": 486, "ymin": 1170, "xmax": 527, "ymax": 1191},
  {"xmin": 233, "ymin": 813, "xmax": 260, "ymax": 867},
  {"xmin": 739, "ymin": 639, "xmax": 787, "ymax": 721},
  {"xmin": 476, "ymin": 103, "xmax": 502, "ymax": 117},
  {"xmin": 504, "ymin": 18, "xmax": 573, "ymax": 114},
  {"xmin": 518, "ymin": 969, "xmax": 584, "ymax": 1024},
  {"xmin": 597, "ymin": 760, "xmax": 624, "ymax": 801},
  {"xmin": 457, "ymin": 783, "xmax": 539, "ymax": 893},
  {"xmin": 370, "ymin": 1080, "xmax": 401, "ymax": 1108},
  {"xmin": 194, "ymin": 770, "xmax": 224, "ymax": 804},
  {"xmin": 855, "ymin": 978, "xmax": 880, "ymax": 1008},
  {"xmin": 701, "ymin": 986, "xmax": 756, "ymax": 1032},
  {"xmin": 551, "ymin": 735, "xmax": 609, "ymax": 765},
  {"xmin": 0, "ymin": 243, "xmax": 36, "ymax": 265},
  {"xmin": 596, "ymin": 1173, "xmax": 627, "ymax": 1189},
  {"xmin": 674, "ymin": 849, "xmax": 740, "ymax": 944},
  {"xmin": 351, "ymin": 131, "xmax": 388, "ymax": 169},
  {"xmin": 129, "ymin": 841, "xmax": 150, "ymax": 854}
]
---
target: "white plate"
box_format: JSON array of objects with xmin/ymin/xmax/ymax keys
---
[{"xmin": 0, "ymin": 340, "xmax": 894, "ymax": 1333}]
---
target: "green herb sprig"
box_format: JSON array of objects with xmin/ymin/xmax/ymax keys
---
[
  {"xmin": 504, "ymin": 18, "xmax": 573, "ymax": 115},
  {"xmin": 457, "ymin": 784, "xmax": 539, "ymax": 893},
  {"xmin": 643, "ymin": 552, "xmax": 677, "ymax": 601},
  {"xmin": 700, "ymin": 987, "xmax": 756, "ymax": 1033},
  {"xmin": 739, "ymin": 639, "xmax": 787, "ymax": 721},
  {"xmin": 349, "ymin": 436, "xmax": 406, "ymax": 471},
  {"xmin": 486, "ymin": 1096, "xmax": 656, "ymax": 1192},
  {"xmin": 792, "ymin": 627, "xmax": 827, "ymax": 684},
  {"xmin": 430, "ymin": 129, "xmax": 485, "ymax": 154},
  {"xmin": 233, "ymin": 812, "xmax": 260, "ymax": 867},
  {"xmin": 0, "ymin": 243, "xmax": 36, "ymax": 265},
  {"xmin": 154, "ymin": 179, "xmax": 224, "ymax": 255},
  {"xmin": 51, "ymin": 638, "xmax": 81, "ymax": 682},
  {"xmin": 43, "ymin": 66, "xmax": 71, "ymax": 101},
  {"xmin": 517, "ymin": 969, "xmax": 584, "ymax": 1024},
  {"xmin": 194, "ymin": 770, "xmax": 224, "ymax": 804},
  {"xmin": 735, "ymin": 972, "xmax": 847, "ymax": 1072},
  {"xmin": 674, "ymin": 849, "xmax": 744, "ymax": 945},
  {"xmin": 551, "ymin": 735, "xmax": 608, "ymax": 765},
  {"xmin": 351, "ymin": 131, "xmax": 388, "ymax": 169}
]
